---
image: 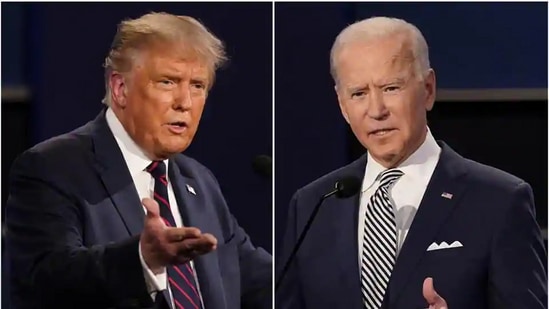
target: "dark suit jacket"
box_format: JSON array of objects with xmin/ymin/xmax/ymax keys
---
[
  {"xmin": 276, "ymin": 142, "xmax": 547, "ymax": 309},
  {"xmin": 6, "ymin": 110, "xmax": 272, "ymax": 309}
]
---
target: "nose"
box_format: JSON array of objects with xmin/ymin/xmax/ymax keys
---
[
  {"xmin": 366, "ymin": 90, "xmax": 389, "ymax": 120},
  {"xmin": 173, "ymin": 84, "xmax": 192, "ymax": 111}
]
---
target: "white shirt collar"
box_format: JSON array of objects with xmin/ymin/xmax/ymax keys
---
[
  {"xmin": 362, "ymin": 127, "xmax": 441, "ymax": 192},
  {"xmin": 105, "ymin": 108, "xmax": 169, "ymax": 176}
]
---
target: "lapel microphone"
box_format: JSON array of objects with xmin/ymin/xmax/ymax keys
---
[{"xmin": 275, "ymin": 176, "xmax": 361, "ymax": 292}]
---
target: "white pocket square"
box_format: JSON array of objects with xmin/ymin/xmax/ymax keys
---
[{"xmin": 426, "ymin": 241, "xmax": 463, "ymax": 251}]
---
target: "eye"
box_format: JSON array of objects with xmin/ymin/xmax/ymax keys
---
[
  {"xmin": 384, "ymin": 85, "xmax": 400, "ymax": 92},
  {"xmin": 191, "ymin": 82, "xmax": 206, "ymax": 90},
  {"xmin": 159, "ymin": 79, "xmax": 175, "ymax": 86},
  {"xmin": 351, "ymin": 91, "xmax": 365, "ymax": 99}
]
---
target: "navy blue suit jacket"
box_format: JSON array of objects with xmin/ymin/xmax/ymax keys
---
[
  {"xmin": 6, "ymin": 110, "xmax": 272, "ymax": 309},
  {"xmin": 277, "ymin": 142, "xmax": 547, "ymax": 309}
]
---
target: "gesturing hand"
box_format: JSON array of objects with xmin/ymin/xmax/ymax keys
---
[{"xmin": 139, "ymin": 197, "xmax": 217, "ymax": 273}]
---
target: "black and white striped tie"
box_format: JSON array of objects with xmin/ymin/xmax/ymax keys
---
[{"xmin": 361, "ymin": 168, "xmax": 404, "ymax": 309}]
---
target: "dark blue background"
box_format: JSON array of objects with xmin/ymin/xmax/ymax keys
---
[
  {"xmin": 2, "ymin": 4, "xmax": 272, "ymax": 307},
  {"xmin": 353, "ymin": 2, "xmax": 547, "ymax": 89},
  {"xmin": 4, "ymin": 2, "xmax": 272, "ymax": 249},
  {"xmin": 275, "ymin": 2, "xmax": 548, "ymax": 253}
]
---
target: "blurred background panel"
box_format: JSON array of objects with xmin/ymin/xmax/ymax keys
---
[
  {"xmin": 2, "ymin": 3, "xmax": 272, "ymax": 308},
  {"xmin": 275, "ymin": 2, "xmax": 547, "ymax": 253},
  {"xmin": 353, "ymin": 2, "xmax": 547, "ymax": 89}
]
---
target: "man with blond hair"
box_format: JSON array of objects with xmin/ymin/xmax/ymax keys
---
[
  {"xmin": 276, "ymin": 16, "xmax": 547, "ymax": 309},
  {"xmin": 6, "ymin": 12, "xmax": 272, "ymax": 309}
]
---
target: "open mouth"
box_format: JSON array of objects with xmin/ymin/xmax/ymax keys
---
[
  {"xmin": 168, "ymin": 121, "xmax": 187, "ymax": 128},
  {"xmin": 166, "ymin": 121, "xmax": 188, "ymax": 134}
]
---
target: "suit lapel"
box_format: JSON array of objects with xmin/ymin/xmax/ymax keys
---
[
  {"xmin": 388, "ymin": 143, "xmax": 469, "ymax": 306},
  {"xmin": 168, "ymin": 160, "xmax": 227, "ymax": 309},
  {"xmin": 91, "ymin": 110, "xmax": 144, "ymax": 236},
  {"xmin": 330, "ymin": 156, "xmax": 367, "ymax": 309},
  {"xmin": 332, "ymin": 192, "xmax": 363, "ymax": 309}
]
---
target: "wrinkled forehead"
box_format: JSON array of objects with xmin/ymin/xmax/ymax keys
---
[
  {"xmin": 335, "ymin": 34, "xmax": 416, "ymax": 79},
  {"xmin": 130, "ymin": 40, "xmax": 211, "ymax": 78}
]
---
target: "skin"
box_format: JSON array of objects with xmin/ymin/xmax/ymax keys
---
[
  {"xmin": 108, "ymin": 40, "xmax": 217, "ymax": 272},
  {"xmin": 109, "ymin": 41, "xmax": 210, "ymax": 160},
  {"xmin": 334, "ymin": 32, "xmax": 436, "ymax": 168},
  {"xmin": 334, "ymin": 32, "xmax": 447, "ymax": 306},
  {"xmin": 423, "ymin": 277, "xmax": 448, "ymax": 309}
]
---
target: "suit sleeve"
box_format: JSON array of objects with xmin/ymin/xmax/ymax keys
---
[
  {"xmin": 199, "ymin": 164, "xmax": 272, "ymax": 309},
  {"xmin": 139, "ymin": 242, "xmax": 168, "ymax": 297},
  {"xmin": 231, "ymin": 216, "xmax": 273, "ymax": 309},
  {"xmin": 489, "ymin": 182, "xmax": 548, "ymax": 309},
  {"xmin": 275, "ymin": 191, "xmax": 305, "ymax": 309},
  {"xmin": 5, "ymin": 150, "xmax": 154, "ymax": 308}
]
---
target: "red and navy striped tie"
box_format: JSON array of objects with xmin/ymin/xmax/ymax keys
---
[{"xmin": 146, "ymin": 161, "xmax": 202, "ymax": 309}]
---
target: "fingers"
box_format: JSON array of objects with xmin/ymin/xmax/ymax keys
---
[
  {"xmin": 165, "ymin": 227, "xmax": 202, "ymax": 242},
  {"xmin": 164, "ymin": 228, "xmax": 217, "ymax": 255},
  {"xmin": 141, "ymin": 195, "xmax": 218, "ymax": 268},
  {"xmin": 422, "ymin": 277, "xmax": 438, "ymax": 304},
  {"xmin": 172, "ymin": 233, "xmax": 218, "ymax": 261},
  {"xmin": 423, "ymin": 277, "xmax": 447, "ymax": 309},
  {"xmin": 142, "ymin": 198, "xmax": 160, "ymax": 218},
  {"xmin": 182, "ymin": 233, "xmax": 218, "ymax": 254}
]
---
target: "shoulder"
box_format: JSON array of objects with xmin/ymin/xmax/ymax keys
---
[
  {"xmin": 462, "ymin": 156, "xmax": 527, "ymax": 194},
  {"xmin": 12, "ymin": 121, "xmax": 94, "ymax": 174},
  {"xmin": 441, "ymin": 143, "xmax": 535, "ymax": 220},
  {"xmin": 171, "ymin": 153, "xmax": 221, "ymax": 187},
  {"xmin": 172, "ymin": 153, "xmax": 213, "ymax": 175}
]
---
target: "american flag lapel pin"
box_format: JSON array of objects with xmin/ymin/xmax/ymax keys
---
[
  {"xmin": 441, "ymin": 192, "xmax": 453, "ymax": 199},
  {"xmin": 186, "ymin": 184, "xmax": 196, "ymax": 195}
]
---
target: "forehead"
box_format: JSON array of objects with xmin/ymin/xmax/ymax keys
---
[
  {"xmin": 133, "ymin": 42, "xmax": 210, "ymax": 77},
  {"xmin": 336, "ymin": 35, "xmax": 415, "ymax": 82}
]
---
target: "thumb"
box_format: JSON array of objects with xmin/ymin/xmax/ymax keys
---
[
  {"xmin": 423, "ymin": 277, "xmax": 440, "ymax": 305},
  {"xmin": 142, "ymin": 198, "xmax": 160, "ymax": 219}
]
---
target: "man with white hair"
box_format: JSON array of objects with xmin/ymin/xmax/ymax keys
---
[
  {"xmin": 277, "ymin": 16, "xmax": 547, "ymax": 309},
  {"xmin": 6, "ymin": 12, "xmax": 272, "ymax": 309}
]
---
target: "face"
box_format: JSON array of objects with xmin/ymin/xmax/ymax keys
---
[
  {"xmin": 109, "ymin": 42, "xmax": 210, "ymax": 160},
  {"xmin": 334, "ymin": 34, "xmax": 436, "ymax": 168}
]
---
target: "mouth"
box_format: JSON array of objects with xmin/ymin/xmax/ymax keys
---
[
  {"xmin": 166, "ymin": 121, "xmax": 188, "ymax": 134},
  {"xmin": 168, "ymin": 121, "xmax": 187, "ymax": 127},
  {"xmin": 369, "ymin": 128, "xmax": 396, "ymax": 137}
]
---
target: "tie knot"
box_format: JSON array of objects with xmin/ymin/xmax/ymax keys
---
[
  {"xmin": 376, "ymin": 168, "xmax": 403, "ymax": 188},
  {"xmin": 146, "ymin": 160, "xmax": 167, "ymax": 179}
]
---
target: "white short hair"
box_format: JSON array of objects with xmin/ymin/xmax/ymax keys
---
[{"xmin": 330, "ymin": 16, "xmax": 430, "ymax": 84}]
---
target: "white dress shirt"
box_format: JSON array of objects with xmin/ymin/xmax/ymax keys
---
[
  {"xmin": 358, "ymin": 128, "xmax": 441, "ymax": 267},
  {"xmin": 105, "ymin": 108, "xmax": 204, "ymax": 308}
]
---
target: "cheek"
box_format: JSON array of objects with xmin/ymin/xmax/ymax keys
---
[
  {"xmin": 190, "ymin": 98, "xmax": 206, "ymax": 117},
  {"xmin": 346, "ymin": 105, "xmax": 370, "ymax": 139},
  {"xmin": 345, "ymin": 102, "xmax": 367, "ymax": 123}
]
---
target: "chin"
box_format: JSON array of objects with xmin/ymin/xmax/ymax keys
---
[
  {"xmin": 158, "ymin": 142, "xmax": 189, "ymax": 156},
  {"xmin": 369, "ymin": 145, "xmax": 403, "ymax": 165}
]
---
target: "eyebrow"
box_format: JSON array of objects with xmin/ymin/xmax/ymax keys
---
[
  {"xmin": 190, "ymin": 76, "xmax": 208, "ymax": 84},
  {"xmin": 376, "ymin": 77, "xmax": 407, "ymax": 86},
  {"xmin": 156, "ymin": 72, "xmax": 208, "ymax": 83},
  {"xmin": 346, "ymin": 76, "xmax": 407, "ymax": 92},
  {"xmin": 347, "ymin": 84, "xmax": 368, "ymax": 93}
]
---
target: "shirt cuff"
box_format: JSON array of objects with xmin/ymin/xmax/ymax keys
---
[{"xmin": 138, "ymin": 240, "xmax": 168, "ymax": 296}]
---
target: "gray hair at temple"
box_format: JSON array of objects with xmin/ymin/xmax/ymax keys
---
[
  {"xmin": 330, "ymin": 16, "xmax": 430, "ymax": 85},
  {"xmin": 102, "ymin": 12, "xmax": 228, "ymax": 106}
]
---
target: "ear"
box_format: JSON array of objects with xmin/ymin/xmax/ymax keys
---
[
  {"xmin": 109, "ymin": 72, "xmax": 128, "ymax": 108},
  {"xmin": 424, "ymin": 69, "xmax": 436, "ymax": 111},
  {"xmin": 335, "ymin": 85, "xmax": 350, "ymax": 124}
]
